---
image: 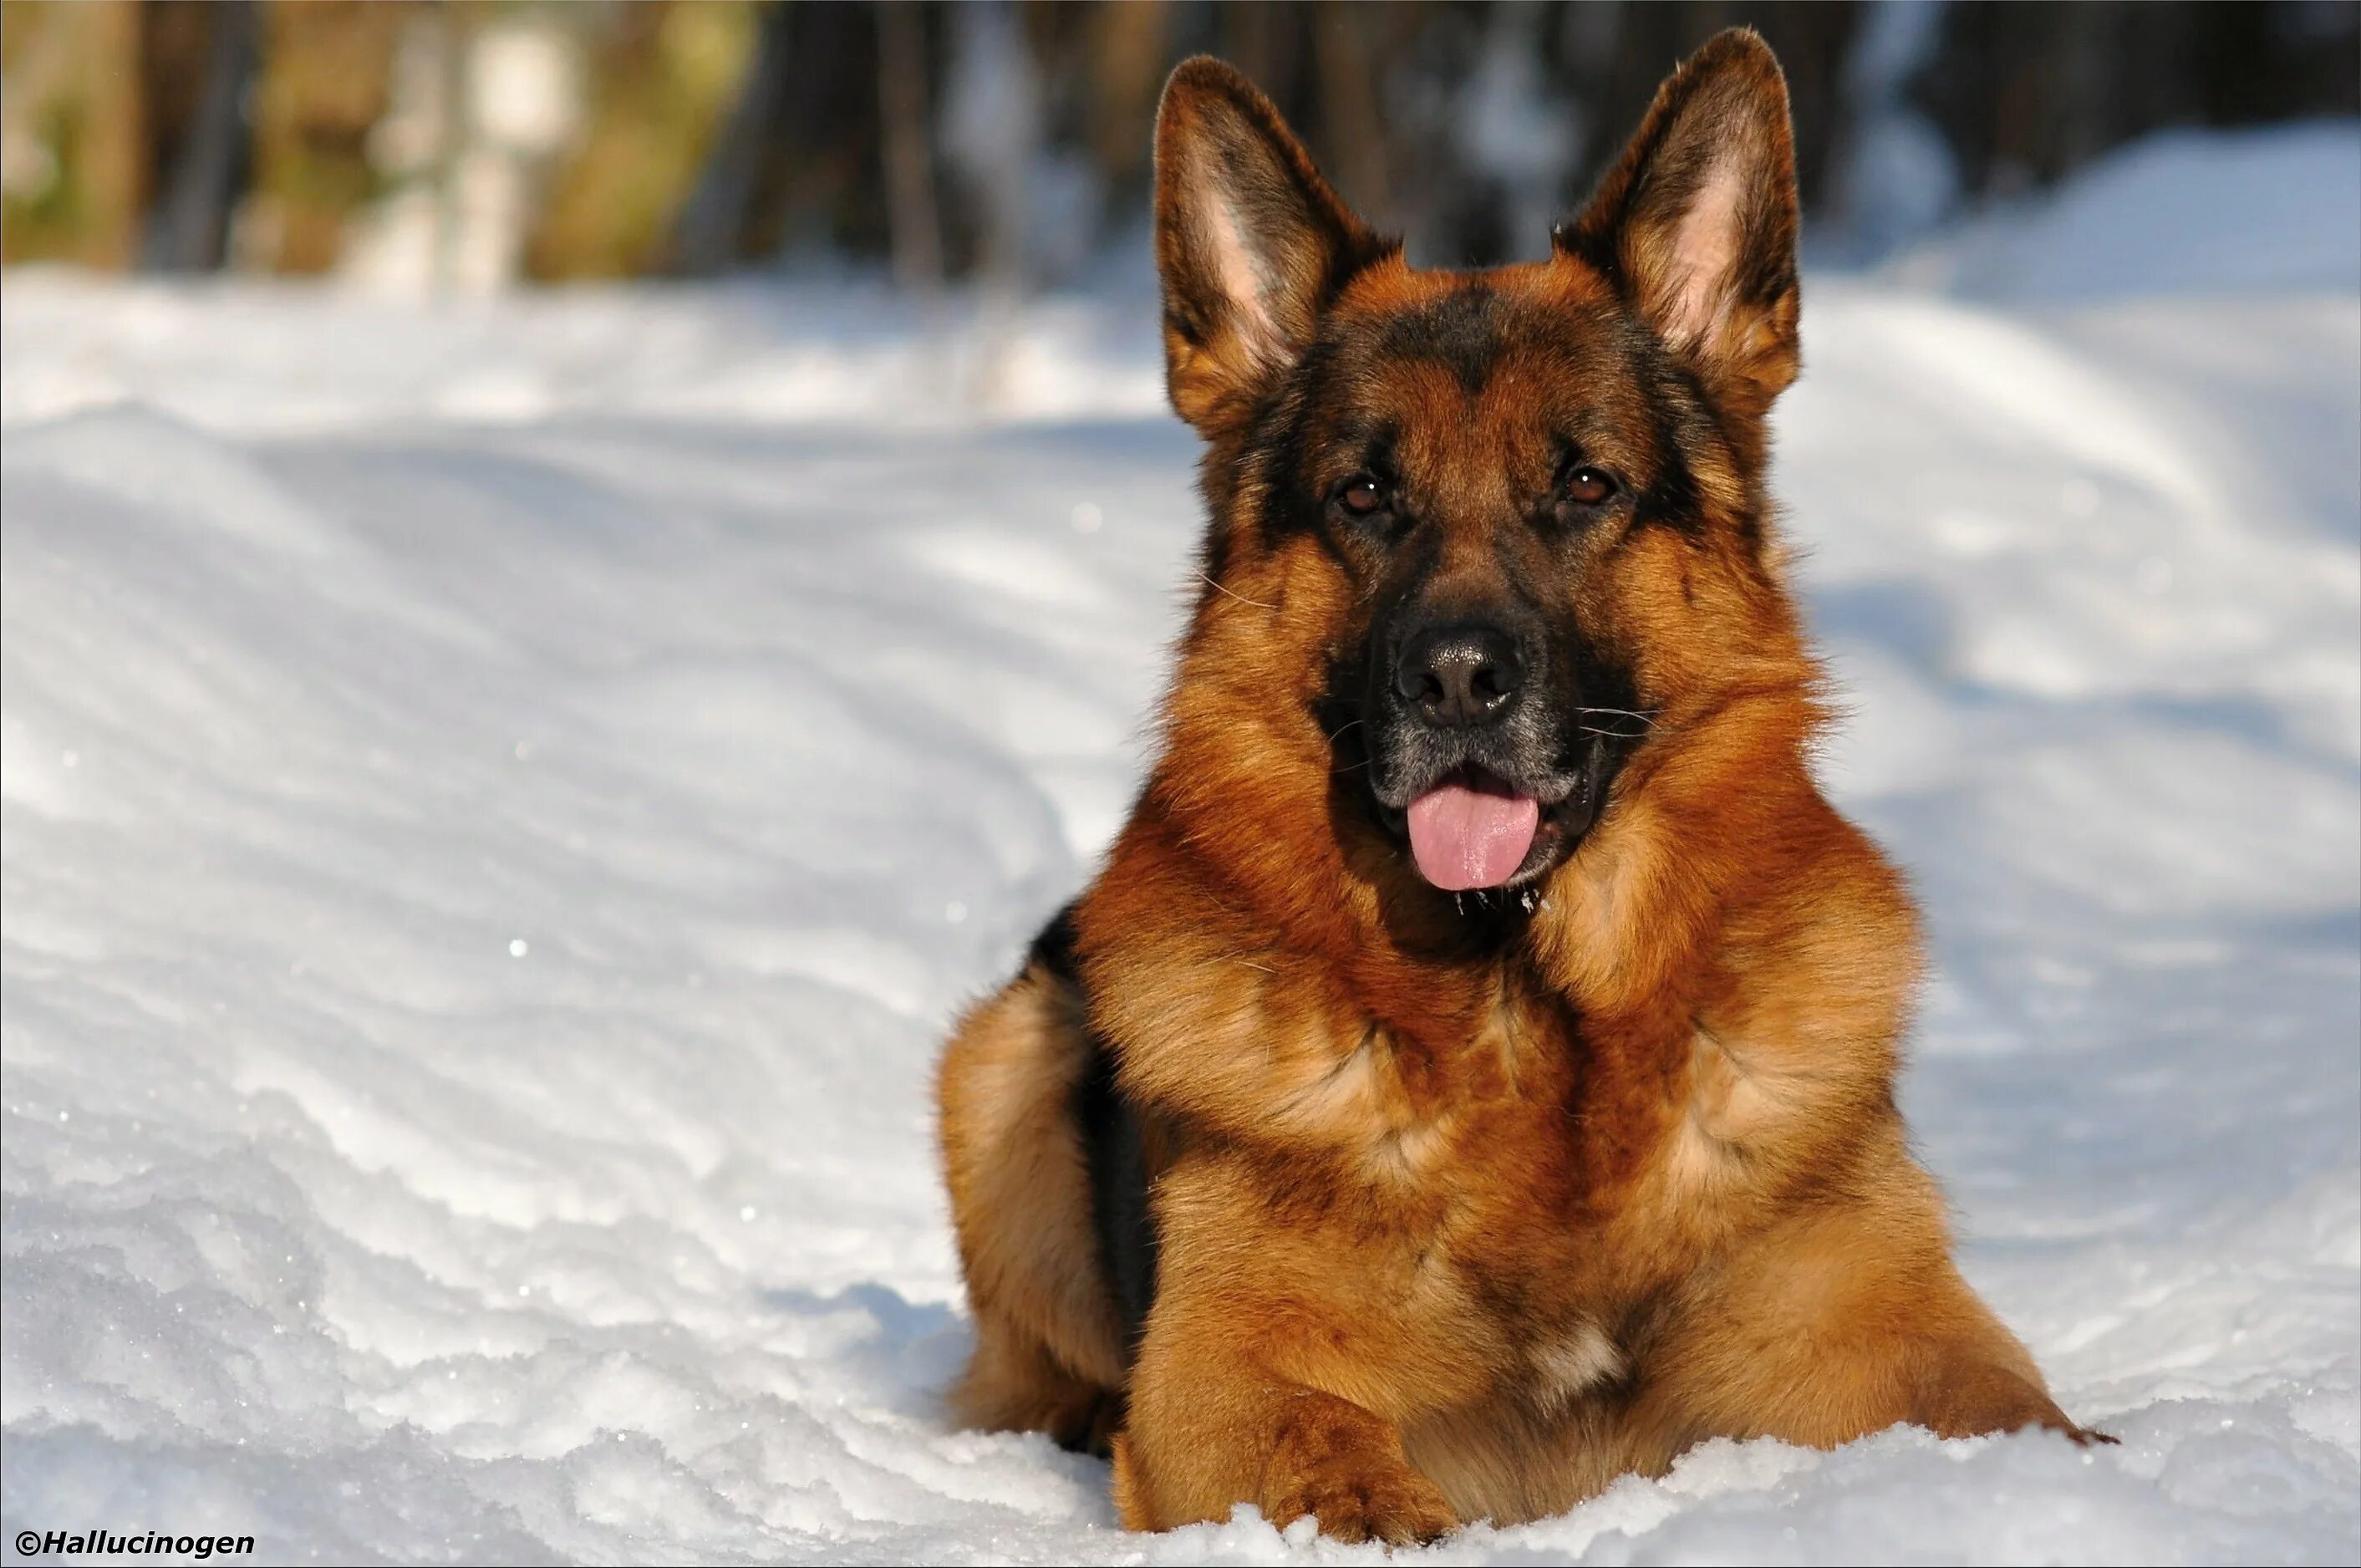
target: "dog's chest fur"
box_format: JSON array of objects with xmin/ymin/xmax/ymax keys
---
[{"xmin": 1326, "ymin": 1005, "xmax": 1666, "ymax": 1402}]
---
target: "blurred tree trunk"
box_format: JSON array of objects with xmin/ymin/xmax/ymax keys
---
[
  {"xmin": 876, "ymin": 0, "xmax": 942, "ymax": 292},
  {"xmin": 942, "ymin": 0, "xmax": 1038, "ymax": 292},
  {"xmin": 673, "ymin": 0, "xmax": 793, "ymax": 274},
  {"xmin": 245, "ymin": 0, "xmax": 402, "ymax": 275},
  {"xmin": 526, "ymin": 0, "xmax": 758, "ymax": 281},
  {"xmin": 1086, "ymin": 0, "xmax": 1168, "ymax": 190},
  {"xmin": 733, "ymin": 2, "xmax": 888, "ymax": 264},
  {"xmin": 1312, "ymin": 0, "xmax": 1389, "ymax": 215},
  {"xmin": 0, "ymin": 0, "xmax": 147, "ymax": 268},
  {"xmin": 140, "ymin": 0, "xmax": 257, "ymax": 272}
]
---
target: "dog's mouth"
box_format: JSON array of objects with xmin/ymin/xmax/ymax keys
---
[
  {"xmin": 1405, "ymin": 768, "xmax": 1542, "ymax": 891},
  {"xmin": 1329, "ymin": 646, "xmax": 1639, "ymax": 897},
  {"xmin": 1370, "ymin": 736, "xmax": 1622, "ymax": 894}
]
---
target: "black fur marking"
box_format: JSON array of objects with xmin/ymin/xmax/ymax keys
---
[
  {"xmin": 1031, "ymin": 904, "xmax": 1160, "ymax": 1360},
  {"xmin": 1244, "ymin": 335, "xmax": 1347, "ymax": 558},
  {"xmin": 1026, "ymin": 903, "xmax": 1081, "ymax": 983},
  {"xmin": 1626, "ymin": 323, "xmax": 1711, "ymax": 539},
  {"xmin": 1376, "ymin": 284, "xmax": 1504, "ymax": 395},
  {"xmin": 1074, "ymin": 1031, "xmax": 1158, "ymax": 1362}
]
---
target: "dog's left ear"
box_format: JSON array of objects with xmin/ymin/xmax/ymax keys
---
[{"xmin": 1559, "ymin": 28, "xmax": 1800, "ymax": 421}]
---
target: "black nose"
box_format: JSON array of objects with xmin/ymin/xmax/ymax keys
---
[{"xmin": 1396, "ymin": 623, "xmax": 1525, "ymax": 728}]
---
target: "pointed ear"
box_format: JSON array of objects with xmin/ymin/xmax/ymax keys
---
[
  {"xmin": 1559, "ymin": 28, "xmax": 1801, "ymax": 420},
  {"xmin": 1153, "ymin": 57, "xmax": 1386, "ymax": 434}
]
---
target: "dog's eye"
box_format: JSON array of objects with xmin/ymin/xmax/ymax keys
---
[
  {"xmin": 1336, "ymin": 476, "xmax": 1389, "ymax": 517},
  {"xmin": 1562, "ymin": 466, "xmax": 1618, "ymax": 507}
]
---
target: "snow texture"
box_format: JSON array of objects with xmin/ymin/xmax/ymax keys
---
[{"xmin": 4, "ymin": 127, "xmax": 2358, "ymax": 1565}]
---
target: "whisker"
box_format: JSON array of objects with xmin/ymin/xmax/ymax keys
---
[
  {"xmin": 1325, "ymin": 719, "xmax": 1365, "ymax": 744},
  {"xmin": 1197, "ymin": 570, "xmax": 1279, "ymax": 610}
]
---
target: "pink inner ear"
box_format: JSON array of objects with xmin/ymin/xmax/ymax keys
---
[
  {"xmin": 1201, "ymin": 191, "xmax": 1282, "ymax": 365},
  {"xmin": 1661, "ymin": 160, "xmax": 1745, "ymax": 347}
]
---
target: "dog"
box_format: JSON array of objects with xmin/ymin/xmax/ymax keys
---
[{"xmin": 936, "ymin": 28, "xmax": 2103, "ymax": 1543}]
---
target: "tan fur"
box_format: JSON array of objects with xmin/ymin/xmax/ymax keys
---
[
  {"xmin": 936, "ymin": 968, "xmax": 1124, "ymax": 1437},
  {"xmin": 934, "ymin": 29, "xmax": 2099, "ymax": 1544}
]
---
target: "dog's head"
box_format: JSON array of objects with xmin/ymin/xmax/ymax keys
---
[{"xmin": 1154, "ymin": 30, "xmax": 1809, "ymax": 899}]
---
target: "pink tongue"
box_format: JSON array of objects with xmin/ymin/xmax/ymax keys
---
[{"xmin": 1406, "ymin": 781, "xmax": 1540, "ymax": 891}]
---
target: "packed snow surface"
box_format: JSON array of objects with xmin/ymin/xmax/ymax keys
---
[{"xmin": 5, "ymin": 130, "xmax": 2358, "ymax": 1564}]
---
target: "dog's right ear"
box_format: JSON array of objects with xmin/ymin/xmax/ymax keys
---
[{"xmin": 1153, "ymin": 58, "xmax": 1384, "ymax": 435}]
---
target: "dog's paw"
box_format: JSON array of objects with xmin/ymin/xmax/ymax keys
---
[{"xmin": 1268, "ymin": 1453, "xmax": 1458, "ymax": 1545}]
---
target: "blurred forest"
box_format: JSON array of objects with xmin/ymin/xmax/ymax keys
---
[{"xmin": 4, "ymin": 0, "xmax": 2357, "ymax": 292}]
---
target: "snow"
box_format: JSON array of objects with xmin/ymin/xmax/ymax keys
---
[
  {"xmin": 4, "ymin": 126, "xmax": 2358, "ymax": 1565},
  {"xmin": 1889, "ymin": 122, "xmax": 2361, "ymax": 302}
]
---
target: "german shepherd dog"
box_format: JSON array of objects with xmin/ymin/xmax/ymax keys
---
[{"xmin": 938, "ymin": 28, "xmax": 2102, "ymax": 1542}]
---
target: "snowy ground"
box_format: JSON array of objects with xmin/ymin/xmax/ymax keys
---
[{"xmin": 4, "ymin": 125, "xmax": 2358, "ymax": 1565}]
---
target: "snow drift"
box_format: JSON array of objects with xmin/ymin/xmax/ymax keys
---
[{"xmin": 3, "ymin": 127, "xmax": 2358, "ymax": 1565}]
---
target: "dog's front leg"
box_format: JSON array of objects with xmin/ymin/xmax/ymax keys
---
[
  {"xmin": 1626, "ymin": 1189, "xmax": 2108, "ymax": 1459},
  {"xmin": 1117, "ymin": 1311, "xmax": 1458, "ymax": 1543},
  {"xmin": 1108, "ymin": 1160, "xmax": 1464, "ymax": 1543}
]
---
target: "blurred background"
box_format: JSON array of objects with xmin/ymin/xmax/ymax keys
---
[{"xmin": 5, "ymin": 0, "xmax": 2357, "ymax": 296}]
